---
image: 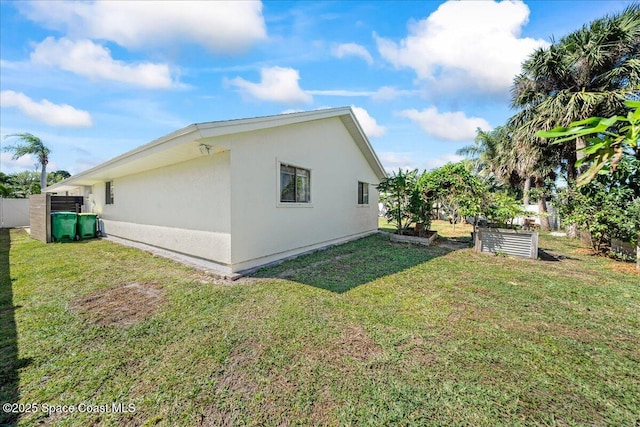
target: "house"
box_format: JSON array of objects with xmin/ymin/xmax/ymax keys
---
[{"xmin": 46, "ymin": 107, "xmax": 386, "ymax": 274}]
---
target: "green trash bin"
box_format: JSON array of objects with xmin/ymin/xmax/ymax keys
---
[
  {"xmin": 77, "ymin": 213, "xmax": 98, "ymax": 240},
  {"xmin": 51, "ymin": 212, "xmax": 78, "ymax": 242}
]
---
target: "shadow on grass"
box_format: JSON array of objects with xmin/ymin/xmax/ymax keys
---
[
  {"xmin": 538, "ymin": 248, "xmax": 579, "ymax": 262},
  {"xmin": 0, "ymin": 229, "xmax": 31, "ymax": 426},
  {"xmin": 251, "ymin": 233, "xmax": 457, "ymax": 293}
]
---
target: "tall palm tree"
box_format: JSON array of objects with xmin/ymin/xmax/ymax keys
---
[
  {"xmin": 512, "ymin": 4, "xmax": 640, "ymax": 181},
  {"xmin": 3, "ymin": 133, "xmax": 51, "ymax": 191}
]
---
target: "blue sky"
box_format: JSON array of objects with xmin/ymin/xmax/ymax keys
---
[{"xmin": 0, "ymin": 0, "xmax": 632, "ymax": 176}]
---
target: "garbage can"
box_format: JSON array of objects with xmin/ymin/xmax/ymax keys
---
[
  {"xmin": 77, "ymin": 213, "xmax": 98, "ymax": 240},
  {"xmin": 51, "ymin": 212, "xmax": 78, "ymax": 242}
]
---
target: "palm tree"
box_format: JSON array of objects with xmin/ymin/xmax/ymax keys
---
[
  {"xmin": 511, "ymin": 4, "xmax": 640, "ymax": 181},
  {"xmin": 3, "ymin": 133, "xmax": 50, "ymax": 191},
  {"xmin": 458, "ymin": 126, "xmax": 533, "ymax": 203}
]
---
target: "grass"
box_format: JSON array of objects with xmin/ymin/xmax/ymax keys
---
[
  {"xmin": 379, "ymin": 218, "xmax": 474, "ymax": 238},
  {"xmin": 1, "ymin": 227, "xmax": 639, "ymax": 426}
]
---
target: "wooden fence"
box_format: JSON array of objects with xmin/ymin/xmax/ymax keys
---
[{"xmin": 29, "ymin": 194, "xmax": 84, "ymax": 243}]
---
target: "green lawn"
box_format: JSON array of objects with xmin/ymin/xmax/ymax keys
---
[
  {"xmin": 1, "ymin": 227, "xmax": 639, "ymax": 426},
  {"xmin": 379, "ymin": 218, "xmax": 474, "ymax": 238}
]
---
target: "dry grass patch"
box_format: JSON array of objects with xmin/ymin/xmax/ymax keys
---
[
  {"xmin": 608, "ymin": 261, "xmax": 639, "ymax": 275},
  {"xmin": 70, "ymin": 282, "xmax": 164, "ymax": 326}
]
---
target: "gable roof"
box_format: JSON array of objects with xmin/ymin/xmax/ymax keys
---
[{"xmin": 47, "ymin": 107, "xmax": 386, "ymax": 193}]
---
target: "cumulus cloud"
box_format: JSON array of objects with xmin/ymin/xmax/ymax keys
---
[
  {"xmin": 0, "ymin": 152, "xmax": 39, "ymax": 172},
  {"xmin": 375, "ymin": 1, "xmax": 549, "ymax": 93},
  {"xmin": 20, "ymin": 1, "xmax": 266, "ymax": 54},
  {"xmin": 0, "ymin": 90, "xmax": 93, "ymax": 127},
  {"xmin": 398, "ymin": 107, "xmax": 490, "ymax": 141},
  {"xmin": 351, "ymin": 106, "xmax": 386, "ymax": 138},
  {"xmin": 31, "ymin": 37, "xmax": 174, "ymax": 89},
  {"xmin": 228, "ymin": 67, "xmax": 312, "ymax": 104},
  {"xmin": 378, "ymin": 151, "xmax": 418, "ymax": 172},
  {"xmin": 332, "ymin": 43, "xmax": 374, "ymax": 65}
]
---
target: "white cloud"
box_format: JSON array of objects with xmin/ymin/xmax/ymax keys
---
[
  {"xmin": 351, "ymin": 106, "xmax": 386, "ymax": 138},
  {"xmin": 378, "ymin": 151, "xmax": 418, "ymax": 172},
  {"xmin": 20, "ymin": 1, "xmax": 266, "ymax": 54},
  {"xmin": 398, "ymin": 107, "xmax": 490, "ymax": 141},
  {"xmin": 375, "ymin": 1, "xmax": 549, "ymax": 93},
  {"xmin": 424, "ymin": 154, "xmax": 464, "ymax": 171},
  {"xmin": 307, "ymin": 89, "xmax": 375, "ymax": 97},
  {"xmin": 31, "ymin": 37, "xmax": 175, "ymax": 89},
  {"xmin": 0, "ymin": 152, "xmax": 39, "ymax": 172},
  {"xmin": 371, "ymin": 86, "xmax": 416, "ymax": 101},
  {"xmin": 0, "ymin": 90, "xmax": 93, "ymax": 127},
  {"xmin": 332, "ymin": 43, "xmax": 374, "ymax": 65},
  {"xmin": 228, "ymin": 67, "xmax": 312, "ymax": 104}
]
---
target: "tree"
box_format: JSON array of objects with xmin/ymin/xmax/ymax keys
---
[
  {"xmin": 554, "ymin": 158, "xmax": 639, "ymax": 254},
  {"xmin": 377, "ymin": 169, "xmax": 421, "ymax": 234},
  {"xmin": 538, "ymin": 101, "xmax": 640, "ymax": 268},
  {"xmin": 511, "ymin": 4, "xmax": 640, "ymax": 182},
  {"xmin": 3, "ymin": 133, "xmax": 51, "ymax": 190},
  {"xmin": 48, "ymin": 170, "xmax": 71, "ymax": 186},
  {"xmin": 459, "ymin": 126, "xmax": 558, "ymax": 230},
  {"xmin": 420, "ymin": 162, "xmax": 487, "ymax": 231},
  {"xmin": 0, "ymin": 172, "xmax": 12, "ymax": 197},
  {"xmin": 5, "ymin": 171, "xmax": 40, "ymax": 198},
  {"xmin": 486, "ymin": 192, "xmax": 527, "ymax": 229},
  {"xmin": 537, "ymin": 100, "xmax": 640, "ymax": 185}
]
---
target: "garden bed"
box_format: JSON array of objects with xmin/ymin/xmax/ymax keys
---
[
  {"xmin": 389, "ymin": 230, "xmax": 438, "ymax": 246},
  {"xmin": 474, "ymin": 227, "xmax": 538, "ymax": 259}
]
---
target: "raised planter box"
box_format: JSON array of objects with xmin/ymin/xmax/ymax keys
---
[
  {"xmin": 389, "ymin": 231, "xmax": 438, "ymax": 246},
  {"xmin": 611, "ymin": 238, "xmax": 635, "ymax": 260},
  {"xmin": 474, "ymin": 227, "xmax": 538, "ymax": 259}
]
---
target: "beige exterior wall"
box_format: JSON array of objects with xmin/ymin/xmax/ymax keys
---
[
  {"xmin": 224, "ymin": 117, "xmax": 380, "ymax": 271},
  {"xmin": 53, "ymin": 116, "xmax": 381, "ymax": 273},
  {"xmin": 89, "ymin": 151, "xmax": 232, "ymax": 264}
]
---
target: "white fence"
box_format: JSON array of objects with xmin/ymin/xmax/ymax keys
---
[
  {"xmin": 0, "ymin": 198, "xmax": 30, "ymax": 228},
  {"xmin": 512, "ymin": 203, "xmax": 560, "ymax": 230}
]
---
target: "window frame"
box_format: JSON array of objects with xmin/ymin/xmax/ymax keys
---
[
  {"xmin": 105, "ymin": 180, "xmax": 114, "ymax": 205},
  {"xmin": 277, "ymin": 161, "xmax": 312, "ymax": 207},
  {"xmin": 357, "ymin": 181, "xmax": 370, "ymax": 206}
]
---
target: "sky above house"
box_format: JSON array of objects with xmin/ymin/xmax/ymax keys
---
[{"xmin": 0, "ymin": 0, "xmax": 632, "ymax": 176}]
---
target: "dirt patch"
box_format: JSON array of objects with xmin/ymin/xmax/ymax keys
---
[
  {"xmin": 216, "ymin": 340, "xmax": 263, "ymax": 395},
  {"xmin": 334, "ymin": 325, "xmax": 384, "ymax": 362},
  {"xmin": 573, "ymin": 248, "xmax": 599, "ymax": 256},
  {"xmin": 71, "ymin": 282, "xmax": 165, "ymax": 326}
]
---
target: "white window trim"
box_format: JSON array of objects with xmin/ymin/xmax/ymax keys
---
[{"xmin": 276, "ymin": 159, "xmax": 313, "ymax": 208}]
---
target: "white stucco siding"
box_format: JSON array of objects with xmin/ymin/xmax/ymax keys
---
[
  {"xmin": 227, "ymin": 117, "xmax": 380, "ymax": 270},
  {"xmin": 90, "ymin": 151, "xmax": 233, "ymax": 264}
]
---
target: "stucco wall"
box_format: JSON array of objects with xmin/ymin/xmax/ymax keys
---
[
  {"xmin": 222, "ymin": 117, "xmax": 380, "ymax": 270},
  {"xmin": 91, "ymin": 151, "xmax": 232, "ymax": 264}
]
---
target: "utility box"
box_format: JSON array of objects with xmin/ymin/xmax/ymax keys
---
[
  {"xmin": 51, "ymin": 212, "xmax": 78, "ymax": 242},
  {"xmin": 77, "ymin": 213, "xmax": 98, "ymax": 240}
]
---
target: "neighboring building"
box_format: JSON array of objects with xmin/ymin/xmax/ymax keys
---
[{"xmin": 46, "ymin": 107, "xmax": 386, "ymax": 274}]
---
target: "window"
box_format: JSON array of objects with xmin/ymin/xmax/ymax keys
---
[
  {"xmin": 280, "ymin": 164, "xmax": 310, "ymax": 203},
  {"xmin": 358, "ymin": 181, "xmax": 369, "ymax": 205},
  {"xmin": 105, "ymin": 181, "xmax": 114, "ymax": 205}
]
